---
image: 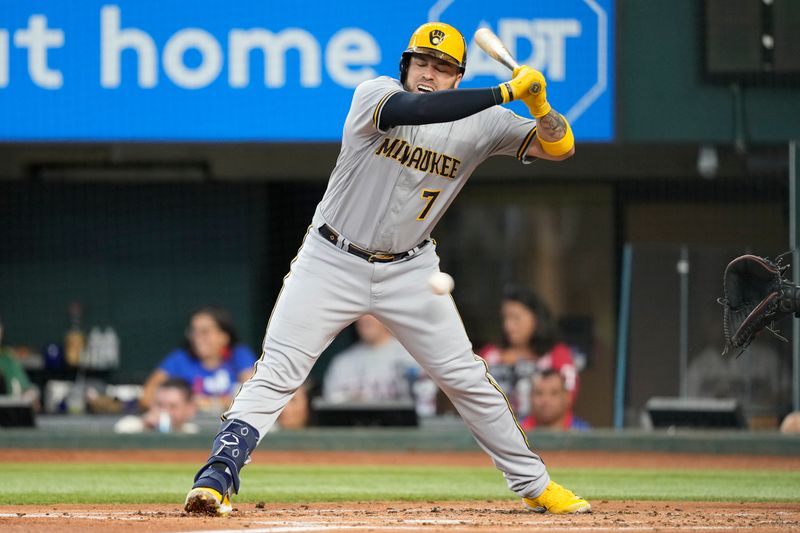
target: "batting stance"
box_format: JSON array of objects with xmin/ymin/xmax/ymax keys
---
[{"xmin": 185, "ymin": 22, "xmax": 590, "ymax": 516}]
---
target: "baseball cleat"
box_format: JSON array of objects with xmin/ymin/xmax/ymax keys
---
[
  {"xmin": 184, "ymin": 487, "xmax": 232, "ymax": 516},
  {"xmin": 522, "ymin": 480, "xmax": 591, "ymax": 514}
]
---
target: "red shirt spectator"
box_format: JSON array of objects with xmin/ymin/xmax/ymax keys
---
[
  {"xmin": 478, "ymin": 286, "xmax": 579, "ymax": 417},
  {"xmin": 479, "ymin": 341, "xmax": 578, "ymax": 400}
]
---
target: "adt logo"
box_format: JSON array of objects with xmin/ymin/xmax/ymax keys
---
[{"xmin": 437, "ymin": 0, "xmax": 613, "ymax": 140}]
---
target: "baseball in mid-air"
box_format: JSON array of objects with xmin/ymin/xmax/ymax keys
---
[{"xmin": 428, "ymin": 272, "xmax": 454, "ymax": 295}]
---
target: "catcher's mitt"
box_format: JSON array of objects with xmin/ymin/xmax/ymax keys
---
[{"xmin": 718, "ymin": 253, "xmax": 800, "ymax": 355}]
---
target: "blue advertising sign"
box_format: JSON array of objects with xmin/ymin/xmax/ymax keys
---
[{"xmin": 0, "ymin": 0, "xmax": 613, "ymax": 141}]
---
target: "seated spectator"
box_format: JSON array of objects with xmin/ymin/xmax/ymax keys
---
[
  {"xmin": 521, "ymin": 369, "xmax": 589, "ymax": 432},
  {"xmin": 141, "ymin": 306, "xmax": 256, "ymax": 414},
  {"xmin": 277, "ymin": 384, "xmax": 310, "ymax": 430},
  {"xmin": 688, "ymin": 323, "xmax": 789, "ymax": 420},
  {"xmin": 479, "ymin": 286, "xmax": 578, "ymax": 418},
  {"xmin": 0, "ymin": 316, "xmax": 39, "ymax": 407},
  {"xmin": 323, "ymin": 315, "xmax": 420, "ymax": 404},
  {"xmin": 116, "ymin": 378, "xmax": 199, "ymax": 434},
  {"xmin": 780, "ymin": 411, "xmax": 800, "ymax": 434}
]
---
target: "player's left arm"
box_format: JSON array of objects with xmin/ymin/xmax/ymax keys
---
[
  {"xmin": 482, "ymin": 73, "xmax": 573, "ymax": 163},
  {"xmin": 525, "ymin": 109, "xmax": 575, "ymax": 161},
  {"xmin": 514, "ymin": 66, "xmax": 575, "ymax": 162}
]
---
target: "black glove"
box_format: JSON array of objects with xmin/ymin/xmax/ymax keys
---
[{"xmin": 718, "ymin": 254, "xmax": 800, "ymax": 355}]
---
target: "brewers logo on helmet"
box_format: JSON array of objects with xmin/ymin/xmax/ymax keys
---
[
  {"xmin": 400, "ymin": 22, "xmax": 467, "ymax": 83},
  {"xmin": 429, "ymin": 29, "xmax": 446, "ymax": 45}
]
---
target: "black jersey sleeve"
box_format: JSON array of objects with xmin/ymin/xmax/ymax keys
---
[{"xmin": 378, "ymin": 87, "xmax": 504, "ymax": 130}]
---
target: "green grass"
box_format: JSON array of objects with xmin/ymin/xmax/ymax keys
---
[{"xmin": 1, "ymin": 463, "xmax": 798, "ymax": 505}]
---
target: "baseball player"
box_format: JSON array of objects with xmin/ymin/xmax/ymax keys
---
[{"xmin": 185, "ymin": 22, "xmax": 589, "ymax": 516}]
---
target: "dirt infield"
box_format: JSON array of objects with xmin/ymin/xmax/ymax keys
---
[
  {"xmin": 11, "ymin": 448, "xmax": 800, "ymax": 470},
  {"xmin": 2, "ymin": 501, "xmax": 800, "ymax": 533},
  {"xmin": 3, "ymin": 450, "xmax": 799, "ymax": 532}
]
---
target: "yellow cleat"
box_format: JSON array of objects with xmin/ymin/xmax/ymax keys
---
[
  {"xmin": 184, "ymin": 487, "xmax": 232, "ymax": 516},
  {"xmin": 523, "ymin": 480, "xmax": 591, "ymax": 514}
]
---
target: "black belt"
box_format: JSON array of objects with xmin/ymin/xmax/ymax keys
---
[{"xmin": 318, "ymin": 224, "xmax": 428, "ymax": 263}]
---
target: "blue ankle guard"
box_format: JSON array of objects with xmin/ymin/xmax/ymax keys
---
[{"xmin": 193, "ymin": 419, "xmax": 259, "ymax": 494}]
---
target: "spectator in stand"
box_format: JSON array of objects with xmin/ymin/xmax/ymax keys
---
[
  {"xmin": 116, "ymin": 378, "xmax": 199, "ymax": 434},
  {"xmin": 780, "ymin": 411, "xmax": 800, "ymax": 434},
  {"xmin": 688, "ymin": 322, "xmax": 789, "ymax": 420},
  {"xmin": 141, "ymin": 307, "xmax": 256, "ymax": 414},
  {"xmin": 276, "ymin": 383, "xmax": 310, "ymax": 430},
  {"xmin": 521, "ymin": 369, "xmax": 589, "ymax": 432},
  {"xmin": 479, "ymin": 286, "xmax": 578, "ymax": 418},
  {"xmin": 323, "ymin": 315, "xmax": 421, "ymax": 404},
  {"xmin": 0, "ymin": 316, "xmax": 39, "ymax": 408}
]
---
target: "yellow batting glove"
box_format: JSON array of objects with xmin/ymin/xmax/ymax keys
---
[
  {"xmin": 511, "ymin": 65, "xmax": 551, "ymax": 118},
  {"xmin": 498, "ymin": 66, "xmax": 547, "ymax": 104},
  {"xmin": 523, "ymin": 93, "xmax": 551, "ymax": 119},
  {"xmin": 522, "ymin": 81, "xmax": 550, "ymax": 118}
]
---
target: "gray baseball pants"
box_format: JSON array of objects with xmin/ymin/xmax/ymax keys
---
[{"xmin": 224, "ymin": 226, "xmax": 550, "ymax": 498}]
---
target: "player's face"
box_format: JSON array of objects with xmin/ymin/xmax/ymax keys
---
[
  {"xmin": 405, "ymin": 53, "xmax": 463, "ymax": 93},
  {"xmin": 531, "ymin": 374, "xmax": 570, "ymax": 427},
  {"xmin": 501, "ymin": 301, "xmax": 537, "ymax": 348}
]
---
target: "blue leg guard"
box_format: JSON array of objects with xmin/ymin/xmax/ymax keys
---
[{"xmin": 193, "ymin": 419, "xmax": 259, "ymax": 495}]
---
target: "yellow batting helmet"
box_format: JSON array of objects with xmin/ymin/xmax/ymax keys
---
[{"xmin": 400, "ymin": 22, "xmax": 467, "ymax": 83}]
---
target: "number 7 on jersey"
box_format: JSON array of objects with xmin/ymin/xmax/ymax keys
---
[{"xmin": 417, "ymin": 189, "xmax": 441, "ymax": 221}]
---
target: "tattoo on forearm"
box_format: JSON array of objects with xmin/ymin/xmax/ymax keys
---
[{"xmin": 538, "ymin": 111, "xmax": 567, "ymax": 139}]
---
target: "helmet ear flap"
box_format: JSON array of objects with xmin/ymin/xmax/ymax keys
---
[{"xmin": 399, "ymin": 53, "xmax": 411, "ymax": 85}]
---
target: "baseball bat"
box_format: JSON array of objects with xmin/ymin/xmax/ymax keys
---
[
  {"xmin": 473, "ymin": 28, "xmax": 542, "ymax": 95},
  {"xmin": 473, "ymin": 28, "xmax": 519, "ymax": 71}
]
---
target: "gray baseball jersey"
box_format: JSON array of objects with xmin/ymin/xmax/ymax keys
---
[{"xmin": 313, "ymin": 76, "xmax": 537, "ymax": 253}]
